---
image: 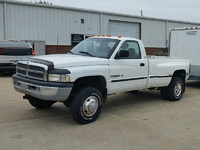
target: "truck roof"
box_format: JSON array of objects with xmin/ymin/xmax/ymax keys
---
[
  {"xmin": 0, "ymin": 41, "xmax": 31, "ymax": 49},
  {"xmin": 90, "ymin": 35, "xmax": 140, "ymax": 41}
]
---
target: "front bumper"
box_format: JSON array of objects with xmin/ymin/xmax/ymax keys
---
[{"xmin": 12, "ymin": 74, "xmax": 74, "ymax": 101}]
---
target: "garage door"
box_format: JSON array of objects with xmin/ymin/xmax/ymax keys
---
[{"xmin": 108, "ymin": 21, "xmax": 141, "ymax": 39}]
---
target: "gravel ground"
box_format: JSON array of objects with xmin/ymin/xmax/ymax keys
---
[{"xmin": 0, "ymin": 73, "xmax": 200, "ymax": 150}]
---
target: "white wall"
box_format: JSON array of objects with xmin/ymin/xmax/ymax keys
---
[
  {"xmin": 1, "ymin": 0, "xmax": 199, "ymax": 47},
  {"xmin": 5, "ymin": 3, "xmax": 100, "ymax": 45},
  {"xmin": 0, "ymin": 3, "xmax": 4, "ymax": 40}
]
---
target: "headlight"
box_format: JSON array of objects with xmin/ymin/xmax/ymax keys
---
[{"xmin": 48, "ymin": 74, "xmax": 71, "ymax": 82}]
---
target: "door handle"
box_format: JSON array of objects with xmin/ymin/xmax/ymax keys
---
[{"xmin": 140, "ymin": 63, "xmax": 145, "ymax": 66}]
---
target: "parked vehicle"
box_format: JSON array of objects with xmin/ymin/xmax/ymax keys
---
[
  {"xmin": 0, "ymin": 41, "xmax": 34, "ymax": 73},
  {"xmin": 12, "ymin": 36, "xmax": 190, "ymax": 124},
  {"xmin": 169, "ymin": 27, "xmax": 200, "ymax": 80}
]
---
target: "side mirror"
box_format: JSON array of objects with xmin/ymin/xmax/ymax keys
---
[
  {"xmin": 115, "ymin": 50, "xmax": 129, "ymax": 59},
  {"xmin": 163, "ymin": 47, "xmax": 168, "ymax": 53}
]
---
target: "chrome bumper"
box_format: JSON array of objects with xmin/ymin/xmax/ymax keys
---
[{"xmin": 13, "ymin": 76, "xmax": 73, "ymax": 102}]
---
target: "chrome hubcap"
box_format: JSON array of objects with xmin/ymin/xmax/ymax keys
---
[
  {"xmin": 174, "ymin": 82, "xmax": 182, "ymax": 97},
  {"xmin": 83, "ymin": 96, "xmax": 98, "ymax": 117}
]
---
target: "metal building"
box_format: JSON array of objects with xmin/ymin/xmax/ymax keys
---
[{"xmin": 1, "ymin": 0, "xmax": 200, "ymax": 55}]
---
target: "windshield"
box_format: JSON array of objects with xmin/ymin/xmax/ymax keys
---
[{"xmin": 70, "ymin": 38, "xmax": 120, "ymax": 58}]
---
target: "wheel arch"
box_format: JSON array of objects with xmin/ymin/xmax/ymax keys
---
[
  {"xmin": 172, "ymin": 69, "xmax": 186, "ymax": 92},
  {"xmin": 172, "ymin": 69, "xmax": 186, "ymax": 80},
  {"xmin": 66, "ymin": 75, "xmax": 107, "ymax": 105}
]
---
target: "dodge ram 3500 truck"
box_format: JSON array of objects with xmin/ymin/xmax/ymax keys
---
[{"xmin": 12, "ymin": 36, "xmax": 190, "ymax": 124}]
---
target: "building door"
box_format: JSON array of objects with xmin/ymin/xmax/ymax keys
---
[{"xmin": 108, "ymin": 21, "xmax": 141, "ymax": 39}]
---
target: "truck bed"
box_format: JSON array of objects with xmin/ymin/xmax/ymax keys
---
[{"xmin": 147, "ymin": 55, "xmax": 190, "ymax": 88}]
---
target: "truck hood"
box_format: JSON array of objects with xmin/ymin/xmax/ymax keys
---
[{"xmin": 32, "ymin": 54, "xmax": 109, "ymax": 68}]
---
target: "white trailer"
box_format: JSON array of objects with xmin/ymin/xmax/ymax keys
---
[{"xmin": 169, "ymin": 27, "xmax": 200, "ymax": 80}]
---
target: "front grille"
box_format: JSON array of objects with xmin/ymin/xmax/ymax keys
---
[
  {"xmin": 16, "ymin": 62, "xmax": 47, "ymax": 81},
  {"xmin": 17, "ymin": 63, "xmax": 26, "ymax": 68},
  {"xmin": 17, "ymin": 69, "xmax": 26, "ymax": 75},
  {"xmin": 28, "ymin": 65, "xmax": 45, "ymax": 72},
  {"xmin": 28, "ymin": 72, "xmax": 44, "ymax": 79}
]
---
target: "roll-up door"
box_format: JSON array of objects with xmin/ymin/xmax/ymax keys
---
[{"xmin": 108, "ymin": 21, "xmax": 141, "ymax": 39}]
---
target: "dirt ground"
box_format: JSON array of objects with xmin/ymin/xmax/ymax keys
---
[{"xmin": 0, "ymin": 73, "xmax": 200, "ymax": 150}]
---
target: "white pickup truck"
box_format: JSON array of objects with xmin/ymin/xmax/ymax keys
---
[{"xmin": 12, "ymin": 36, "xmax": 190, "ymax": 124}]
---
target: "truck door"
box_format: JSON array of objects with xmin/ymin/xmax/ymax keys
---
[{"xmin": 109, "ymin": 40, "xmax": 148, "ymax": 94}]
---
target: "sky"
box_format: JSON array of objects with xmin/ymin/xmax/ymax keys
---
[{"xmin": 17, "ymin": 0, "xmax": 200, "ymax": 23}]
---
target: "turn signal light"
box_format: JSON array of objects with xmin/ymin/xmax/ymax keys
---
[
  {"xmin": 31, "ymin": 49, "xmax": 35, "ymax": 55},
  {"xmin": 108, "ymin": 35, "xmax": 111, "ymax": 37},
  {"xmin": 118, "ymin": 36, "xmax": 121, "ymax": 38},
  {"xmin": 172, "ymin": 27, "xmax": 200, "ymax": 31},
  {"xmin": 92, "ymin": 35, "xmax": 95, "ymax": 37}
]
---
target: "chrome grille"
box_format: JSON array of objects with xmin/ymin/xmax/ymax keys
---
[{"xmin": 16, "ymin": 62, "xmax": 47, "ymax": 81}]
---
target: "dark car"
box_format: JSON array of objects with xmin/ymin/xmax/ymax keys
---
[{"xmin": 0, "ymin": 41, "xmax": 34, "ymax": 72}]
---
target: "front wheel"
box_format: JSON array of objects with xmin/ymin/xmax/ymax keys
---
[
  {"xmin": 70, "ymin": 87, "xmax": 103, "ymax": 124},
  {"xmin": 28, "ymin": 96, "xmax": 56, "ymax": 109}
]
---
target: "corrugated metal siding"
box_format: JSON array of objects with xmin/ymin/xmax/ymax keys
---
[
  {"xmin": 168, "ymin": 22, "xmax": 196, "ymax": 29},
  {"xmin": 5, "ymin": 3, "xmax": 100, "ymax": 45},
  {"xmin": 0, "ymin": 3, "xmax": 4, "ymax": 40},
  {"xmin": 101, "ymin": 14, "xmax": 166, "ymax": 47},
  {"xmin": 141, "ymin": 19, "xmax": 166, "ymax": 47},
  {"xmin": 1, "ymin": 1, "xmax": 200, "ymax": 47},
  {"xmin": 94, "ymin": 14, "xmax": 199, "ymax": 48}
]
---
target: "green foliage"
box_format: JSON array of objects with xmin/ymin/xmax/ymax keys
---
[{"xmin": 31, "ymin": 1, "xmax": 53, "ymax": 5}]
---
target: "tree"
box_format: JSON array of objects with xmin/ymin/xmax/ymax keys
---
[{"xmin": 32, "ymin": 1, "xmax": 53, "ymax": 5}]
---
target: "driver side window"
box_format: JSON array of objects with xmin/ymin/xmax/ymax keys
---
[{"xmin": 117, "ymin": 40, "xmax": 141, "ymax": 59}]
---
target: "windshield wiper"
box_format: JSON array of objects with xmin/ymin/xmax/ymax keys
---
[
  {"xmin": 68, "ymin": 51, "xmax": 73, "ymax": 54},
  {"xmin": 79, "ymin": 51, "xmax": 93, "ymax": 57}
]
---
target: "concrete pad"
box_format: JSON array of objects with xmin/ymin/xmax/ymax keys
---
[{"xmin": 0, "ymin": 75, "xmax": 199, "ymax": 150}]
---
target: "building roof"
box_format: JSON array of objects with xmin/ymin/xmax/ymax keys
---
[{"xmin": 1, "ymin": 0, "xmax": 200, "ymax": 24}]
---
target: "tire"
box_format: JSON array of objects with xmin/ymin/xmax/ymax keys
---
[
  {"xmin": 160, "ymin": 87, "xmax": 169, "ymax": 100},
  {"xmin": 28, "ymin": 96, "xmax": 56, "ymax": 109},
  {"xmin": 128, "ymin": 90, "xmax": 139, "ymax": 93},
  {"xmin": 164, "ymin": 77, "xmax": 184, "ymax": 101},
  {"xmin": 70, "ymin": 87, "xmax": 103, "ymax": 124}
]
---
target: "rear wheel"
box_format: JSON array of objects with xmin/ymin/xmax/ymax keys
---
[
  {"xmin": 168, "ymin": 77, "xmax": 184, "ymax": 101},
  {"xmin": 70, "ymin": 87, "xmax": 103, "ymax": 124},
  {"xmin": 161, "ymin": 77, "xmax": 184, "ymax": 101},
  {"xmin": 28, "ymin": 96, "xmax": 56, "ymax": 109}
]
